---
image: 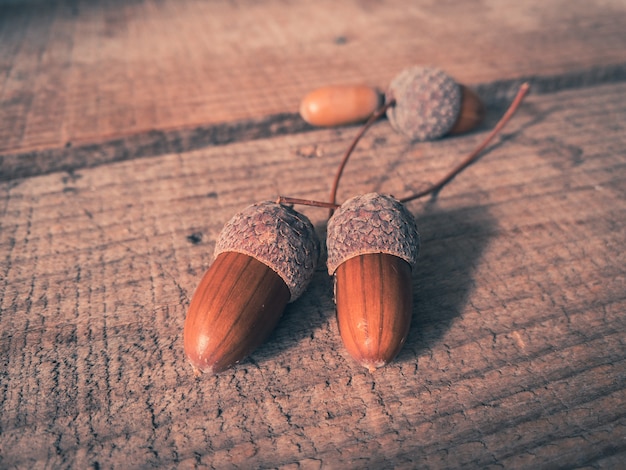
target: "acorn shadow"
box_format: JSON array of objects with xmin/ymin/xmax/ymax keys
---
[
  {"xmin": 237, "ymin": 221, "xmax": 337, "ymax": 369},
  {"xmin": 396, "ymin": 203, "xmax": 496, "ymax": 366}
]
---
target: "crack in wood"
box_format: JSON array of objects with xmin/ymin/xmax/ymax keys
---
[{"xmin": 2, "ymin": 63, "xmax": 626, "ymax": 182}]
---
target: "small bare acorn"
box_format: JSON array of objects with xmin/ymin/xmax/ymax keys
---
[
  {"xmin": 326, "ymin": 193, "xmax": 420, "ymax": 372},
  {"xmin": 184, "ymin": 201, "xmax": 319, "ymax": 374},
  {"xmin": 386, "ymin": 66, "xmax": 484, "ymax": 141},
  {"xmin": 299, "ymin": 84, "xmax": 383, "ymax": 127}
]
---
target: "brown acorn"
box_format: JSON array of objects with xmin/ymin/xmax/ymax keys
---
[
  {"xmin": 299, "ymin": 84, "xmax": 383, "ymax": 127},
  {"xmin": 184, "ymin": 201, "xmax": 320, "ymax": 374},
  {"xmin": 326, "ymin": 193, "xmax": 420, "ymax": 372},
  {"xmin": 386, "ymin": 66, "xmax": 485, "ymax": 141}
]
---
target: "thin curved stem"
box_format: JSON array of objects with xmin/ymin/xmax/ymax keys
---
[
  {"xmin": 277, "ymin": 196, "xmax": 339, "ymax": 209},
  {"xmin": 328, "ymin": 98, "xmax": 396, "ymax": 216}
]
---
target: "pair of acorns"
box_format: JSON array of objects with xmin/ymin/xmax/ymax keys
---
[
  {"xmin": 184, "ymin": 192, "xmax": 419, "ymax": 375},
  {"xmin": 184, "ymin": 66, "xmax": 526, "ymax": 374},
  {"xmin": 299, "ymin": 65, "xmax": 484, "ymax": 141}
]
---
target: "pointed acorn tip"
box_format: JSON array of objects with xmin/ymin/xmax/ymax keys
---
[
  {"xmin": 363, "ymin": 360, "xmax": 387, "ymax": 373},
  {"xmin": 187, "ymin": 356, "xmax": 215, "ymax": 376}
]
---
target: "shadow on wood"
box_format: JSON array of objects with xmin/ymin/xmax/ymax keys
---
[{"xmin": 398, "ymin": 204, "xmax": 496, "ymax": 369}]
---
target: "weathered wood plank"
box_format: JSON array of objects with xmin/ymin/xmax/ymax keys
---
[
  {"xmin": 2, "ymin": 0, "xmax": 626, "ymax": 159},
  {"xmin": 1, "ymin": 82, "xmax": 625, "ymax": 468}
]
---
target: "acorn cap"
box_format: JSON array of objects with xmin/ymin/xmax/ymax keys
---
[
  {"xmin": 326, "ymin": 193, "xmax": 420, "ymax": 275},
  {"xmin": 386, "ymin": 66, "xmax": 461, "ymax": 141},
  {"xmin": 214, "ymin": 201, "xmax": 320, "ymax": 301}
]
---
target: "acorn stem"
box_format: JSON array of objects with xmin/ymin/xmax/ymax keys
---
[
  {"xmin": 400, "ymin": 82, "xmax": 530, "ymax": 204},
  {"xmin": 328, "ymin": 98, "xmax": 396, "ymax": 217},
  {"xmin": 277, "ymin": 196, "xmax": 339, "ymax": 209}
]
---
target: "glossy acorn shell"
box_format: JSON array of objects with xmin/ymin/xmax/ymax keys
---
[
  {"xmin": 335, "ymin": 253, "xmax": 413, "ymax": 372},
  {"xmin": 184, "ymin": 251, "xmax": 290, "ymax": 374},
  {"xmin": 299, "ymin": 84, "xmax": 382, "ymax": 127},
  {"xmin": 448, "ymin": 85, "xmax": 485, "ymax": 135}
]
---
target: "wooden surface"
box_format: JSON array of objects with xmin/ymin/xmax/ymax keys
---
[
  {"xmin": 1, "ymin": 0, "xmax": 626, "ymax": 468},
  {"xmin": 3, "ymin": 0, "xmax": 626, "ymax": 177}
]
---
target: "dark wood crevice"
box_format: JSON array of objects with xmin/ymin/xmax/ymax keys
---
[{"xmin": 2, "ymin": 62, "xmax": 626, "ymax": 182}]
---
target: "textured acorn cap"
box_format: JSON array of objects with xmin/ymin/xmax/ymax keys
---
[
  {"xmin": 386, "ymin": 66, "xmax": 462, "ymax": 141},
  {"xmin": 214, "ymin": 201, "xmax": 320, "ymax": 301},
  {"xmin": 326, "ymin": 193, "xmax": 420, "ymax": 275}
]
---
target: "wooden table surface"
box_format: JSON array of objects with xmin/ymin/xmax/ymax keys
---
[{"xmin": 1, "ymin": 0, "xmax": 626, "ymax": 468}]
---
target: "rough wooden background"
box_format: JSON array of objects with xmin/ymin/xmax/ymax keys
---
[
  {"xmin": 1, "ymin": 0, "xmax": 626, "ymax": 469},
  {"xmin": 3, "ymin": 0, "xmax": 626, "ymax": 179}
]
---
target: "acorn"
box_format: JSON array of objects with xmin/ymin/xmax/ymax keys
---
[
  {"xmin": 299, "ymin": 84, "xmax": 383, "ymax": 127},
  {"xmin": 184, "ymin": 201, "xmax": 320, "ymax": 374},
  {"xmin": 326, "ymin": 193, "xmax": 420, "ymax": 372},
  {"xmin": 386, "ymin": 66, "xmax": 485, "ymax": 141}
]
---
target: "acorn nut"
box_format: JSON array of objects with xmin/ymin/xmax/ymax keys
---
[
  {"xmin": 299, "ymin": 84, "xmax": 383, "ymax": 127},
  {"xmin": 386, "ymin": 66, "xmax": 484, "ymax": 141},
  {"xmin": 327, "ymin": 193, "xmax": 420, "ymax": 372},
  {"xmin": 184, "ymin": 201, "xmax": 320, "ymax": 374}
]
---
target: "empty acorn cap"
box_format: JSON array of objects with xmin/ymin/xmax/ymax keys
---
[
  {"xmin": 214, "ymin": 201, "xmax": 320, "ymax": 301},
  {"xmin": 386, "ymin": 66, "xmax": 462, "ymax": 141},
  {"xmin": 326, "ymin": 193, "xmax": 420, "ymax": 275}
]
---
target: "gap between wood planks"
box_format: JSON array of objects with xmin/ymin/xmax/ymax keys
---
[{"xmin": 2, "ymin": 62, "xmax": 626, "ymax": 182}]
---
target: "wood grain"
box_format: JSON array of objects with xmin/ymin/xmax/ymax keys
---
[
  {"xmin": 1, "ymin": 81, "xmax": 625, "ymax": 468},
  {"xmin": 2, "ymin": 0, "xmax": 626, "ymax": 162}
]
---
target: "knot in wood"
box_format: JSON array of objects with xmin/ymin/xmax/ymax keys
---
[
  {"xmin": 326, "ymin": 193, "xmax": 420, "ymax": 274},
  {"xmin": 386, "ymin": 66, "xmax": 461, "ymax": 141},
  {"xmin": 215, "ymin": 201, "xmax": 320, "ymax": 301}
]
